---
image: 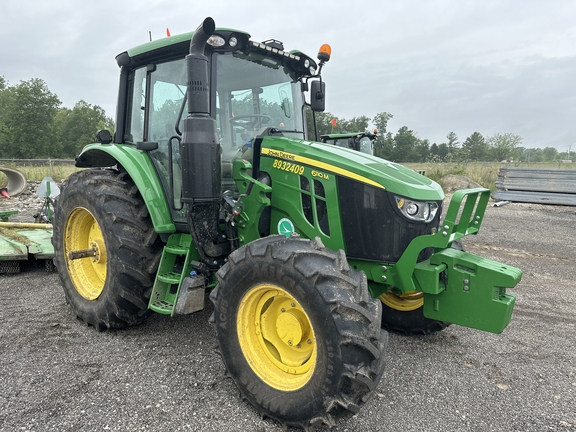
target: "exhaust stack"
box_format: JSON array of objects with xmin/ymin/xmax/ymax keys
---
[{"xmin": 180, "ymin": 17, "xmax": 223, "ymax": 264}]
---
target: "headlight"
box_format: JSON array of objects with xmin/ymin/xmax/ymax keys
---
[
  {"xmin": 395, "ymin": 196, "xmax": 439, "ymax": 223},
  {"xmin": 207, "ymin": 35, "xmax": 226, "ymax": 47}
]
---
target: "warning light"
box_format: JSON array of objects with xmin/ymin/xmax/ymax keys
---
[{"xmin": 318, "ymin": 44, "xmax": 331, "ymax": 63}]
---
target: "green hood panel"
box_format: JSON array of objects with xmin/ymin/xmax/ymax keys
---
[{"xmin": 260, "ymin": 137, "xmax": 444, "ymax": 201}]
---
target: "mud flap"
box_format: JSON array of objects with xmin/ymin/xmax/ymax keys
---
[{"xmin": 416, "ymin": 248, "xmax": 522, "ymax": 334}]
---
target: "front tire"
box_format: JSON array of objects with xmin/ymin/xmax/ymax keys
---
[
  {"xmin": 52, "ymin": 169, "xmax": 162, "ymax": 330},
  {"xmin": 380, "ymin": 290, "xmax": 449, "ymax": 335},
  {"xmin": 210, "ymin": 235, "xmax": 387, "ymax": 429},
  {"xmin": 380, "ymin": 239, "xmax": 464, "ymax": 335}
]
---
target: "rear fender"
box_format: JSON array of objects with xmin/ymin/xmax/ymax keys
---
[{"xmin": 75, "ymin": 144, "xmax": 176, "ymax": 233}]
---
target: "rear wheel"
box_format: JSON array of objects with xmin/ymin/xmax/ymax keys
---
[
  {"xmin": 210, "ymin": 235, "xmax": 387, "ymax": 429},
  {"xmin": 52, "ymin": 169, "xmax": 162, "ymax": 330}
]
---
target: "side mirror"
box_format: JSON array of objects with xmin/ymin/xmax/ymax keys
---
[{"xmin": 310, "ymin": 80, "xmax": 326, "ymax": 112}]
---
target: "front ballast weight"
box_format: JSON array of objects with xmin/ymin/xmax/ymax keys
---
[{"xmin": 378, "ymin": 188, "xmax": 522, "ymax": 334}]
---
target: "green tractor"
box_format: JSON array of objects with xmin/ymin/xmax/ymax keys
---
[
  {"xmin": 52, "ymin": 17, "xmax": 522, "ymax": 430},
  {"xmin": 320, "ymin": 130, "xmax": 378, "ymax": 155}
]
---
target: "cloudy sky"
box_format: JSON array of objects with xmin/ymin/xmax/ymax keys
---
[{"xmin": 1, "ymin": 0, "xmax": 575, "ymax": 150}]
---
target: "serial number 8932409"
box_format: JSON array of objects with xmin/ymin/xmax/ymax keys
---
[{"xmin": 272, "ymin": 159, "xmax": 305, "ymax": 175}]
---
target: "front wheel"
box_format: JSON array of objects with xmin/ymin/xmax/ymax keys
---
[
  {"xmin": 210, "ymin": 235, "xmax": 387, "ymax": 429},
  {"xmin": 380, "ymin": 240, "xmax": 465, "ymax": 335},
  {"xmin": 380, "ymin": 290, "xmax": 449, "ymax": 335}
]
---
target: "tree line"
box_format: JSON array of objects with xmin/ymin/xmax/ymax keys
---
[
  {"xmin": 0, "ymin": 76, "xmax": 571, "ymax": 163},
  {"xmin": 0, "ymin": 77, "xmax": 113, "ymax": 159},
  {"xmin": 308, "ymin": 111, "xmax": 573, "ymax": 163}
]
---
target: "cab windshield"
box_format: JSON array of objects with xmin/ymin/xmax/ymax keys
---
[{"xmin": 215, "ymin": 51, "xmax": 306, "ymax": 161}]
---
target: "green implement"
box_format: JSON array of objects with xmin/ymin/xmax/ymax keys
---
[{"xmin": 0, "ymin": 217, "xmax": 54, "ymax": 273}]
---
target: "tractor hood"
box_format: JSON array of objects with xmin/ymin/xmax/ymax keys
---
[{"xmin": 259, "ymin": 136, "xmax": 444, "ymax": 201}]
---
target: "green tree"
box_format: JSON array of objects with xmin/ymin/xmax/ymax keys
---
[
  {"xmin": 56, "ymin": 100, "xmax": 114, "ymax": 157},
  {"xmin": 522, "ymin": 147, "xmax": 543, "ymax": 162},
  {"xmin": 372, "ymin": 111, "xmax": 393, "ymax": 159},
  {"xmin": 437, "ymin": 143, "xmax": 449, "ymax": 160},
  {"xmin": 305, "ymin": 109, "xmax": 340, "ymax": 140},
  {"xmin": 415, "ymin": 138, "xmax": 430, "ymax": 162},
  {"xmin": 447, "ymin": 131, "xmax": 459, "ymax": 148},
  {"xmin": 487, "ymin": 132, "xmax": 522, "ymax": 162},
  {"xmin": 375, "ymin": 132, "xmax": 394, "ymax": 160},
  {"xmin": 0, "ymin": 76, "xmax": 8, "ymax": 153},
  {"xmin": 445, "ymin": 131, "xmax": 460, "ymax": 161},
  {"xmin": 542, "ymin": 146, "xmax": 558, "ymax": 162},
  {"xmin": 462, "ymin": 132, "xmax": 489, "ymax": 161},
  {"xmin": 1, "ymin": 78, "xmax": 61, "ymax": 158},
  {"xmin": 391, "ymin": 126, "xmax": 419, "ymax": 162},
  {"xmin": 340, "ymin": 115, "xmax": 370, "ymax": 133}
]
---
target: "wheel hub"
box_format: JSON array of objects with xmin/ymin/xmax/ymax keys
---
[
  {"xmin": 64, "ymin": 207, "xmax": 107, "ymax": 301},
  {"xmin": 276, "ymin": 308, "xmax": 305, "ymax": 347},
  {"xmin": 380, "ymin": 290, "xmax": 424, "ymax": 311},
  {"xmin": 237, "ymin": 284, "xmax": 316, "ymax": 391},
  {"xmin": 90, "ymin": 239, "xmax": 106, "ymax": 264}
]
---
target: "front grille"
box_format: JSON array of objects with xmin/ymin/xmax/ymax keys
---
[{"xmin": 337, "ymin": 177, "xmax": 441, "ymax": 263}]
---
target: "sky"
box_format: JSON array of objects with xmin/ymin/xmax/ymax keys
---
[{"xmin": 1, "ymin": 0, "xmax": 575, "ymax": 151}]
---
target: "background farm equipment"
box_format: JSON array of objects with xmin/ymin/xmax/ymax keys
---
[
  {"xmin": 320, "ymin": 129, "xmax": 378, "ymax": 155},
  {"xmin": 0, "ymin": 169, "xmax": 58, "ymax": 273}
]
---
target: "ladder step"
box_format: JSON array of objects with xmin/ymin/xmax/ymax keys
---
[
  {"xmin": 149, "ymin": 233, "xmax": 195, "ymax": 316},
  {"xmin": 149, "ymin": 299, "xmax": 174, "ymax": 314},
  {"xmin": 164, "ymin": 245, "xmax": 188, "ymax": 255},
  {"xmin": 157, "ymin": 272, "xmax": 182, "ymax": 284}
]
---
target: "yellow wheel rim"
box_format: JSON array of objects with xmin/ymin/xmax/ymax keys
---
[
  {"xmin": 380, "ymin": 290, "xmax": 424, "ymax": 311},
  {"xmin": 64, "ymin": 207, "xmax": 107, "ymax": 300},
  {"xmin": 237, "ymin": 283, "xmax": 316, "ymax": 391}
]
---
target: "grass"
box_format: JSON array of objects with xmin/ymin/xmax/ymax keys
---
[
  {"xmin": 404, "ymin": 161, "xmax": 576, "ymax": 191},
  {"xmin": 0, "ymin": 161, "xmax": 80, "ymax": 188}
]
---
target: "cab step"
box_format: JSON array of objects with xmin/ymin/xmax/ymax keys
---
[{"xmin": 148, "ymin": 233, "xmax": 204, "ymax": 315}]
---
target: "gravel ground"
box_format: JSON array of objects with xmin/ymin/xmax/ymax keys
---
[{"xmin": 1, "ymin": 193, "xmax": 575, "ymax": 431}]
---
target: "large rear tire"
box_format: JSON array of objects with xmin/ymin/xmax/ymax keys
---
[
  {"xmin": 52, "ymin": 169, "xmax": 162, "ymax": 330},
  {"xmin": 210, "ymin": 235, "xmax": 387, "ymax": 429}
]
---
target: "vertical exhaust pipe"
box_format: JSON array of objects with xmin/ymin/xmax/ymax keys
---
[{"xmin": 180, "ymin": 17, "xmax": 223, "ymax": 264}]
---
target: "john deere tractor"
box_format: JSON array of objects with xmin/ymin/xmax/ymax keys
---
[
  {"xmin": 320, "ymin": 130, "xmax": 378, "ymax": 155},
  {"xmin": 52, "ymin": 17, "xmax": 522, "ymax": 429}
]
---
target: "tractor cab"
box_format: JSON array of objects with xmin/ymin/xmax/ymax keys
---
[{"xmin": 110, "ymin": 29, "xmax": 327, "ymax": 224}]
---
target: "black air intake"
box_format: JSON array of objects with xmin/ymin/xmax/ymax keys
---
[
  {"xmin": 181, "ymin": 17, "xmax": 220, "ymax": 202},
  {"xmin": 180, "ymin": 17, "xmax": 223, "ymax": 264}
]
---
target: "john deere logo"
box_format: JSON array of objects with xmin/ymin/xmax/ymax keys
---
[{"xmin": 278, "ymin": 218, "xmax": 295, "ymax": 238}]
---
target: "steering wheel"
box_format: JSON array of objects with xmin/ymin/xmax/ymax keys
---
[{"xmin": 230, "ymin": 114, "xmax": 271, "ymax": 129}]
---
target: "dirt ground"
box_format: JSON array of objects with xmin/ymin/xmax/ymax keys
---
[{"xmin": 1, "ymin": 191, "xmax": 575, "ymax": 431}]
